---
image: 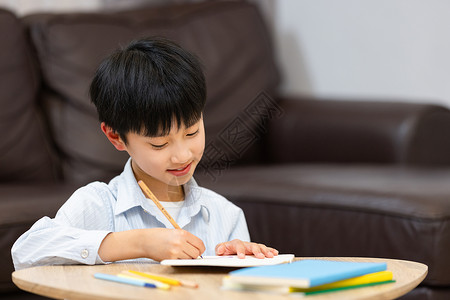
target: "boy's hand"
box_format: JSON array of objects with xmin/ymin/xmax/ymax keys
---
[
  {"xmin": 99, "ymin": 228, "xmax": 205, "ymax": 262},
  {"xmin": 142, "ymin": 228, "xmax": 205, "ymax": 261},
  {"xmin": 215, "ymin": 239, "xmax": 279, "ymax": 259}
]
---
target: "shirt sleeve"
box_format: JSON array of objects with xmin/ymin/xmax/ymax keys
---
[{"xmin": 11, "ymin": 183, "xmax": 113, "ymax": 270}]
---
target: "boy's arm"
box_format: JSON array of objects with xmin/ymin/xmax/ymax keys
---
[
  {"xmin": 12, "ymin": 219, "xmax": 205, "ymax": 270},
  {"xmin": 11, "ymin": 216, "xmax": 111, "ymax": 270},
  {"xmin": 12, "ymin": 183, "xmax": 113, "ymax": 270},
  {"xmin": 98, "ymin": 228, "xmax": 205, "ymax": 262}
]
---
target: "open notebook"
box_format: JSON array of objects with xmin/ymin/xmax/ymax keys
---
[{"xmin": 160, "ymin": 254, "xmax": 295, "ymax": 267}]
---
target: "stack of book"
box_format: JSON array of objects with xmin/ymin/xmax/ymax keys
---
[{"xmin": 222, "ymin": 259, "xmax": 395, "ymax": 296}]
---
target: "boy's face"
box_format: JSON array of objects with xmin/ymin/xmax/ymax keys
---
[{"xmin": 104, "ymin": 119, "xmax": 205, "ymax": 188}]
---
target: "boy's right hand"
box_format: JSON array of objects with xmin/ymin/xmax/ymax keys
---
[
  {"xmin": 142, "ymin": 228, "xmax": 205, "ymax": 261},
  {"xmin": 99, "ymin": 228, "xmax": 205, "ymax": 262}
]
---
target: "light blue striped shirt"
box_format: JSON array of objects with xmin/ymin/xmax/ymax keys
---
[{"xmin": 11, "ymin": 159, "xmax": 250, "ymax": 270}]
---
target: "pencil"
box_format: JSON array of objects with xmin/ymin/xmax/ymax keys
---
[
  {"xmin": 126, "ymin": 270, "xmax": 199, "ymax": 288},
  {"xmin": 138, "ymin": 180, "xmax": 181, "ymax": 229},
  {"xmin": 118, "ymin": 273, "xmax": 171, "ymax": 290},
  {"xmin": 94, "ymin": 273, "xmax": 157, "ymax": 288}
]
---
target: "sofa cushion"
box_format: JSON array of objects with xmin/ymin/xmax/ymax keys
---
[
  {"xmin": 24, "ymin": 1, "xmax": 279, "ymax": 184},
  {"xmin": 268, "ymin": 98, "xmax": 450, "ymax": 165},
  {"xmin": 0, "ymin": 9, "xmax": 55, "ymax": 182},
  {"xmin": 0, "ymin": 184, "xmax": 75, "ymax": 292},
  {"xmin": 196, "ymin": 165, "xmax": 450, "ymax": 286}
]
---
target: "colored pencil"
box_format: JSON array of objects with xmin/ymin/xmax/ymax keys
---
[
  {"xmin": 118, "ymin": 273, "xmax": 171, "ymax": 290},
  {"xmin": 94, "ymin": 273, "xmax": 157, "ymax": 288},
  {"xmin": 126, "ymin": 270, "xmax": 199, "ymax": 288}
]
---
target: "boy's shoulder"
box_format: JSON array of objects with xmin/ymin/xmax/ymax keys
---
[
  {"xmin": 195, "ymin": 185, "xmax": 225, "ymax": 200},
  {"xmin": 78, "ymin": 161, "xmax": 132, "ymax": 199},
  {"xmin": 83, "ymin": 180, "xmax": 118, "ymax": 195},
  {"xmin": 70, "ymin": 174, "xmax": 122, "ymax": 203}
]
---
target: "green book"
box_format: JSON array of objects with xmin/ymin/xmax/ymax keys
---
[{"xmin": 222, "ymin": 276, "xmax": 395, "ymax": 296}]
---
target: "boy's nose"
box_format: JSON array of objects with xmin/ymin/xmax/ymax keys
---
[{"xmin": 171, "ymin": 145, "xmax": 192, "ymax": 164}]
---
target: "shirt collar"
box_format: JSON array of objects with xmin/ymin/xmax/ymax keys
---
[
  {"xmin": 177, "ymin": 177, "xmax": 210, "ymax": 227},
  {"xmin": 114, "ymin": 158, "xmax": 147, "ymax": 216},
  {"xmin": 114, "ymin": 158, "xmax": 210, "ymax": 227}
]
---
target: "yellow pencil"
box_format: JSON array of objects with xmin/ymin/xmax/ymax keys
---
[
  {"xmin": 118, "ymin": 273, "xmax": 171, "ymax": 290},
  {"xmin": 127, "ymin": 270, "xmax": 199, "ymax": 288},
  {"xmin": 138, "ymin": 180, "xmax": 181, "ymax": 229}
]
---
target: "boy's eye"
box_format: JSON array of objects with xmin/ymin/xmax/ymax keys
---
[
  {"xmin": 150, "ymin": 143, "xmax": 167, "ymax": 149},
  {"xmin": 186, "ymin": 129, "xmax": 199, "ymax": 137}
]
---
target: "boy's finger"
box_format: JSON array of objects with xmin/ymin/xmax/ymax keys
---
[
  {"xmin": 215, "ymin": 243, "xmax": 225, "ymax": 255},
  {"xmin": 236, "ymin": 242, "xmax": 246, "ymax": 258},
  {"xmin": 259, "ymin": 244, "xmax": 275, "ymax": 258},
  {"xmin": 244, "ymin": 242, "xmax": 254, "ymax": 254},
  {"xmin": 183, "ymin": 244, "xmax": 202, "ymax": 259},
  {"xmin": 185, "ymin": 232, "xmax": 206, "ymax": 254},
  {"xmin": 251, "ymin": 243, "xmax": 265, "ymax": 259},
  {"xmin": 268, "ymin": 247, "xmax": 279, "ymax": 256},
  {"xmin": 263, "ymin": 248, "xmax": 274, "ymax": 258}
]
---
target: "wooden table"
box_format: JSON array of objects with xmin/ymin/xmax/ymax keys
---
[{"xmin": 12, "ymin": 257, "xmax": 427, "ymax": 300}]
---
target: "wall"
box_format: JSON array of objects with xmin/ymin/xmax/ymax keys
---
[
  {"xmin": 268, "ymin": 0, "xmax": 450, "ymax": 107},
  {"xmin": 0, "ymin": 0, "xmax": 167, "ymax": 15},
  {"xmin": 2, "ymin": 0, "xmax": 449, "ymax": 107},
  {"xmin": 0, "ymin": 0, "xmax": 101, "ymax": 15}
]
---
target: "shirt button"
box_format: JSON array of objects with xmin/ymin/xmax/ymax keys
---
[
  {"xmin": 201, "ymin": 206, "xmax": 210, "ymax": 223},
  {"xmin": 81, "ymin": 249, "xmax": 89, "ymax": 259}
]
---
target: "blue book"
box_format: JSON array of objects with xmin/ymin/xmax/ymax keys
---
[{"xmin": 228, "ymin": 259, "xmax": 387, "ymax": 288}]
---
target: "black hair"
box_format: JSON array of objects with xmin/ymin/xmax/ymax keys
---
[{"xmin": 90, "ymin": 37, "xmax": 206, "ymax": 144}]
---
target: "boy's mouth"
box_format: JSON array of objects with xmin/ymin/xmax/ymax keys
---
[{"xmin": 167, "ymin": 162, "xmax": 193, "ymax": 176}]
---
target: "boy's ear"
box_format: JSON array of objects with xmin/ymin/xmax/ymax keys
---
[{"xmin": 101, "ymin": 123, "xmax": 127, "ymax": 151}]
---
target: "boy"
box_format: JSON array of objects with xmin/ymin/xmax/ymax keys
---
[{"xmin": 12, "ymin": 37, "xmax": 278, "ymax": 270}]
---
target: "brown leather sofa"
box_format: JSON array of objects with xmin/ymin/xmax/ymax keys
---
[{"xmin": 2, "ymin": 1, "xmax": 450, "ymax": 299}]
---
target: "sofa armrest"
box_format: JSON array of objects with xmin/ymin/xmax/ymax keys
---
[{"xmin": 266, "ymin": 96, "xmax": 450, "ymax": 165}]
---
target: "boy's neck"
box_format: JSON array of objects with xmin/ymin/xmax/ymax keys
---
[{"xmin": 131, "ymin": 160, "xmax": 184, "ymax": 202}]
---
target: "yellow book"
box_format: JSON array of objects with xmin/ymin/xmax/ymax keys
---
[{"xmin": 291, "ymin": 270, "xmax": 393, "ymax": 293}]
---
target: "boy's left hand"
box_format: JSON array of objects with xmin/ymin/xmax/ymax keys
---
[{"xmin": 215, "ymin": 239, "xmax": 279, "ymax": 259}]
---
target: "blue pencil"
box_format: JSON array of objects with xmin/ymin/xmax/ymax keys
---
[{"xmin": 94, "ymin": 273, "xmax": 157, "ymax": 288}]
